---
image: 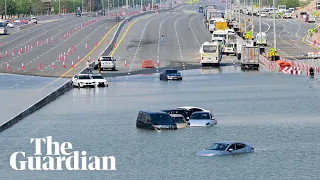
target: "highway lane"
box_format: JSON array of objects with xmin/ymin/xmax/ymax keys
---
[
  {"xmin": 98, "ymin": 5, "xmax": 240, "ymax": 78},
  {"xmin": 247, "ymin": 16, "xmax": 318, "ymax": 58},
  {"xmin": 0, "ymin": 17, "xmax": 120, "ymax": 77}
]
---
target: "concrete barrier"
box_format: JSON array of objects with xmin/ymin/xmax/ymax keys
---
[
  {"xmin": 18, "ymin": 22, "xmax": 36, "ymax": 30},
  {"xmin": 0, "ymin": 4, "xmax": 185, "ymax": 132}
]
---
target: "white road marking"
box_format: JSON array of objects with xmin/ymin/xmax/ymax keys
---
[
  {"xmin": 174, "ymin": 14, "xmax": 188, "ymax": 70},
  {"xmin": 188, "ymin": 15, "xmax": 201, "ymax": 46}
]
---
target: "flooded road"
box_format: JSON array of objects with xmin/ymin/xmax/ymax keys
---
[
  {"xmin": 0, "ymin": 73, "xmax": 69, "ymax": 123},
  {"xmin": 1, "ymin": 68, "xmax": 320, "ymax": 179}
]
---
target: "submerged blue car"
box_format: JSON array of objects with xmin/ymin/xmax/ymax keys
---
[{"xmin": 196, "ymin": 141, "xmax": 254, "ymax": 156}]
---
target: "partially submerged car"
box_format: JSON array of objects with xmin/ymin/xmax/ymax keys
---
[
  {"xmin": 196, "ymin": 141, "xmax": 254, "ymax": 156},
  {"xmin": 188, "ymin": 111, "xmax": 217, "ymax": 127}
]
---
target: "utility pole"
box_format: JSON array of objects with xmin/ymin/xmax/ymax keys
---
[
  {"xmin": 141, "ymin": 0, "xmax": 143, "ymax": 12},
  {"xmin": 5, "ymin": 0, "xmax": 7, "ymax": 19},
  {"xmin": 126, "ymin": 0, "xmax": 128, "ymax": 16},
  {"xmin": 59, "ymin": 0, "xmax": 61, "ymax": 16},
  {"xmin": 259, "ymin": 0, "xmax": 262, "ymax": 45},
  {"xmin": 251, "ymin": 0, "xmax": 253, "ymax": 39},
  {"xmin": 244, "ymin": 0, "xmax": 247, "ymax": 33},
  {"xmin": 152, "ymin": 0, "xmax": 153, "ymax": 11},
  {"xmin": 82, "ymin": 0, "xmax": 84, "ymax": 13},
  {"xmin": 273, "ymin": 0, "xmax": 276, "ymax": 51}
]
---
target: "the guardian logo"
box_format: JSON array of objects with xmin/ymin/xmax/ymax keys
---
[{"xmin": 10, "ymin": 136, "xmax": 116, "ymax": 171}]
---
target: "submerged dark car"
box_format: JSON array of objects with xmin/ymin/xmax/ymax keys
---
[
  {"xmin": 159, "ymin": 69, "xmax": 182, "ymax": 81},
  {"xmin": 136, "ymin": 111, "xmax": 177, "ymax": 130}
]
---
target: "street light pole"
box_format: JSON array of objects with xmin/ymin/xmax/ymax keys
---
[
  {"xmin": 244, "ymin": 0, "xmax": 247, "ymax": 33},
  {"xmin": 126, "ymin": 0, "xmax": 128, "ymax": 17},
  {"xmin": 59, "ymin": 0, "xmax": 61, "ymax": 16},
  {"xmin": 82, "ymin": 0, "xmax": 84, "ymax": 12},
  {"xmin": 141, "ymin": 0, "xmax": 142, "ymax": 12},
  {"xmin": 251, "ymin": 0, "xmax": 253, "ymax": 39},
  {"xmin": 259, "ymin": 0, "xmax": 262, "ymax": 45},
  {"xmin": 273, "ymin": 0, "xmax": 276, "ymax": 51},
  {"xmin": 5, "ymin": 0, "xmax": 7, "ymax": 19}
]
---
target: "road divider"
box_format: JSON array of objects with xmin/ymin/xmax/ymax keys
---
[{"xmin": 18, "ymin": 23, "xmax": 36, "ymax": 30}]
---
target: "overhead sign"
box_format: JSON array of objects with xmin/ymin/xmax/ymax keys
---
[{"xmin": 215, "ymin": 22, "xmax": 227, "ymax": 30}]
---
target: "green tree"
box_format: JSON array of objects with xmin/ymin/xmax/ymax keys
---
[
  {"xmin": 7, "ymin": 0, "xmax": 18, "ymax": 16},
  {"xmin": 31, "ymin": 0, "xmax": 45, "ymax": 15},
  {"xmin": 277, "ymin": 0, "xmax": 300, "ymax": 8},
  {"xmin": 15, "ymin": 0, "xmax": 31, "ymax": 16}
]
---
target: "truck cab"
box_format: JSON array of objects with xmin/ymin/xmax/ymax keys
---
[
  {"xmin": 209, "ymin": 18, "xmax": 225, "ymax": 33},
  {"xmin": 240, "ymin": 45, "xmax": 260, "ymax": 70},
  {"xmin": 255, "ymin": 32, "xmax": 267, "ymax": 46}
]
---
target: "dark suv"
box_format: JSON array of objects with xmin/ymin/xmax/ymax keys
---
[
  {"xmin": 136, "ymin": 111, "xmax": 177, "ymax": 130},
  {"xmin": 159, "ymin": 69, "xmax": 182, "ymax": 81}
]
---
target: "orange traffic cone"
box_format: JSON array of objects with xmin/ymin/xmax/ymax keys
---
[
  {"xmin": 157, "ymin": 60, "xmax": 160, "ymax": 67},
  {"xmin": 78, "ymin": 56, "xmax": 80, "ymax": 62},
  {"xmin": 62, "ymin": 61, "xmax": 66, "ymax": 68},
  {"xmin": 124, "ymin": 61, "xmax": 127, "ymax": 67},
  {"xmin": 88, "ymin": 56, "xmax": 91, "ymax": 62},
  {"xmin": 5, "ymin": 51, "xmax": 8, "ymax": 57},
  {"xmin": 21, "ymin": 63, "xmax": 25, "ymax": 70},
  {"xmin": 0, "ymin": 52, "xmax": 2, "ymax": 58},
  {"xmin": 11, "ymin": 48, "xmax": 14, "ymax": 56},
  {"xmin": 72, "ymin": 60, "xmax": 74, "ymax": 68},
  {"xmin": 38, "ymin": 62, "xmax": 42, "ymax": 69},
  {"xmin": 52, "ymin": 62, "xmax": 55, "ymax": 68},
  {"xmin": 85, "ymin": 43, "xmax": 88, "ymax": 49}
]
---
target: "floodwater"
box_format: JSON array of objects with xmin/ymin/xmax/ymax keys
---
[
  {"xmin": 1, "ymin": 68, "xmax": 320, "ymax": 179},
  {"xmin": 0, "ymin": 73, "xmax": 69, "ymax": 123}
]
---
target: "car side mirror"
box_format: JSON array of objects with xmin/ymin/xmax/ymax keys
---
[{"xmin": 228, "ymin": 149, "xmax": 234, "ymax": 152}]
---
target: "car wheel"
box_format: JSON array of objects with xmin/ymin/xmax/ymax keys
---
[
  {"xmin": 78, "ymin": 83, "xmax": 80, "ymax": 88},
  {"xmin": 106, "ymin": 84, "xmax": 108, "ymax": 87}
]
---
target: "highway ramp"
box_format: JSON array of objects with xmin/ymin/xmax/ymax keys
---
[
  {"xmin": 249, "ymin": 16, "xmax": 318, "ymax": 58},
  {"xmin": 97, "ymin": 5, "xmax": 239, "ymax": 77}
]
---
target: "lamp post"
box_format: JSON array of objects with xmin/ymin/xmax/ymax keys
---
[
  {"xmin": 251, "ymin": 0, "xmax": 253, "ymax": 38},
  {"xmin": 273, "ymin": 0, "xmax": 276, "ymax": 51},
  {"xmin": 259, "ymin": 0, "xmax": 262, "ymax": 45},
  {"xmin": 59, "ymin": 0, "xmax": 61, "ymax": 16},
  {"xmin": 244, "ymin": 0, "xmax": 247, "ymax": 33},
  {"xmin": 5, "ymin": 0, "xmax": 7, "ymax": 19},
  {"xmin": 141, "ymin": 0, "xmax": 143, "ymax": 12}
]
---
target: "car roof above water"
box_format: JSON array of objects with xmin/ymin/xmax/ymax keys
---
[{"xmin": 139, "ymin": 111, "xmax": 169, "ymax": 115}]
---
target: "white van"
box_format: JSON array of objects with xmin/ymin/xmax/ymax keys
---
[
  {"xmin": 0, "ymin": 22, "xmax": 8, "ymax": 35},
  {"xmin": 256, "ymin": 32, "xmax": 267, "ymax": 46},
  {"xmin": 199, "ymin": 41, "xmax": 222, "ymax": 66},
  {"xmin": 212, "ymin": 30, "xmax": 227, "ymax": 41}
]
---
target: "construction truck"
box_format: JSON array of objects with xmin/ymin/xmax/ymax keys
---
[{"xmin": 241, "ymin": 45, "xmax": 260, "ymax": 69}]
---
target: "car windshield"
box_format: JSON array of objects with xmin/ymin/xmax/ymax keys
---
[
  {"xmin": 171, "ymin": 116, "xmax": 185, "ymax": 123},
  {"xmin": 150, "ymin": 114, "xmax": 173, "ymax": 123},
  {"xmin": 78, "ymin": 75, "xmax": 91, "ymax": 79},
  {"xmin": 166, "ymin": 70, "xmax": 178, "ymax": 74},
  {"xmin": 190, "ymin": 112, "xmax": 210, "ymax": 120},
  {"xmin": 208, "ymin": 143, "xmax": 229, "ymax": 151},
  {"xmin": 101, "ymin": 57, "xmax": 112, "ymax": 61},
  {"xmin": 203, "ymin": 45, "xmax": 217, "ymax": 53},
  {"xmin": 91, "ymin": 76, "xmax": 104, "ymax": 79},
  {"xmin": 225, "ymin": 44, "xmax": 233, "ymax": 47}
]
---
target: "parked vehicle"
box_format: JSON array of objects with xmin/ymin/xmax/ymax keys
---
[
  {"xmin": 188, "ymin": 111, "xmax": 217, "ymax": 127},
  {"xmin": 99, "ymin": 56, "xmax": 116, "ymax": 71},
  {"xmin": 240, "ymin": 45, "xmax": 260, "ymax": 69},
  {"xmin": 72, "ymin": 74, "xmax": 95, "ymax": 88},
  {"xmin": 136, "ymin": 111, "xmax": 177, "ymax": 130},
  {"xmin": 159, "ymin": 69, "xmax": 182, "ymax": 80},
  {"xmin": 160, "ymin": 109, "xmax": 193, "ymax": 120},
  {"xmin": 90, "ymin": 74, "xmax": 108, "ymax": 87},
  {"xmin": 196, "ymin": 141, "xmax": 254, "ymax": 156},
  {"xmin": 29, "ymin": 16, "xmax": 37, "ymax": 24},
  {"xmin": 169, "ymin": 114, "xmax": 188, "ymax": 128},
  {"xmin": 0, "ymin": 22, "xmax": 8, "ymax": 35}
]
